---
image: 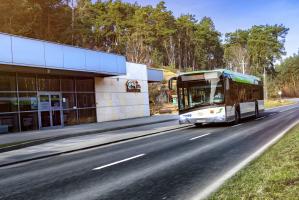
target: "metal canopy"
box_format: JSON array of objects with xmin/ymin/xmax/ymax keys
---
[{"xmin": 0, "ymin": 32, "xmax": 126, "ymax": 76}]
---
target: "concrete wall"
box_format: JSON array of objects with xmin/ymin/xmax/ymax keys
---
[{"xmin": 95, "ymin": 62, "xmax": 150, "ymax": 122}]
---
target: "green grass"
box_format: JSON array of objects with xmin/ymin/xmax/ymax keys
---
[
  {"xmin": 264, "ymin": 99, "xmax": 295, "ymax": 109},
  {"xmin": 209, "ymin": 125, "xmax": 299, "ymax": 200}
]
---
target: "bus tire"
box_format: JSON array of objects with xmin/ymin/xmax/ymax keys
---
[
  {"xmin": 195, "ymin": 123, "xmax": 202, "ymax": 128},
  {"xmin": 234, "ymin": 109, "xmax": 240, "ymax": 124}
]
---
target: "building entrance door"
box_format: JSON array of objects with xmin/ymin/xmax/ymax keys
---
[{"xmin": 38, "ymin": 93, "xmax": 63, "ymax": 129}]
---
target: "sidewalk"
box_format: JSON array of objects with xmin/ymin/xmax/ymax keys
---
[
  {"xmin": 0, "ymin": 115, "xmax": 178, "ymax": 151},
  {"xmin": 0, "ymin": 120, "xmax": 190, "ymax": 167}
]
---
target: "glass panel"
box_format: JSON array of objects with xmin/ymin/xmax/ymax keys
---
[
  {"xmin": 52, "ymin": 110, "xmax": 61, "ymax": 126},
  {"xmin": 63, "ymin": 110, "xmax": 78, "ymax": 126},
  {"xmin": 37, "ymin": 76, "xmax": 60, "ymax": 91},
  {"xmin": 19, "ymin": 92, "xmax": 38, "ymax": 111},
  {"xmin": 79, "ymin": 109, "xmax": 96, "ymax": 124},
  {"xmin": 62, "ymin": 93, "xmax": 76, "ymax": 109},
  {"xmin": 61, "ymin": 78, "xmax": 75, "ymax": 92},
  {"xmin": 18, "ymin": 74, "xmax": 36, "ymax": 91},
  {"xmin": 51, "ymin": 94, "xmax": 61, "ymax": 109},
  {"xmin": 76, "ymin": 78, "xmax": 94, "ymax": 92},
  {"xmin": 39, "ymin": 95, "xmax": 50, "ymax": 111},
  {"xmin": 179, "ymin": 79, "xmax": 224, "ymax": 110},
  {"xmin": 0, "ymin": 72, "xmax": 16, "ymax": 91},
  {"xmin": 0, "ymin": 93, "xmax": 18, "ymax": 112},
  {"xmin": 20, "ymin": 112, "xmax": 38, "ymax": 131},
  {"xmin": 77, "ymin": 93, "xmax": 95, "ymax": 108},
  {"xmin": 41, "ymin": 111, "xmax": 51, "ymax": 127},
  {"xmin": 0, "ymin": 113, "xmax": 19, "ymax": 133}
]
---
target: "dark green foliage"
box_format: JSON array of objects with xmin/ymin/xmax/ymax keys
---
[
  {"xmin": 224, "ymin": 25, "xmax": 289, "ymax": 76},
  {"xmin": 0, "ymin": 0, "xmax": 291, "ymax": 75},
  {"xmin": 0, "ymin": 0, "xmax": 223, "ymax": 71}
]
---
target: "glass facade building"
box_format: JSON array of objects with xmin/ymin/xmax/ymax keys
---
[{"xmin": 0, "ymin": 72, "xmax": 96, "ymax": 133}]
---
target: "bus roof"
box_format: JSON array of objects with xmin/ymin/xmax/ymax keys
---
[{"xmin": 179, "ymin": 69, "xmax": 261, "ymax": 85}]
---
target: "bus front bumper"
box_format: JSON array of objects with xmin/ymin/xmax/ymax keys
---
[{"xmin": 179, "ymin": 116, "xmax": 227, "ymax": 124}]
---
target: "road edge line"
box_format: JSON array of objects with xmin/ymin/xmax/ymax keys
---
[{"xmin": 191, "ymin": 119, "xmax": 299, "ymax": 200}]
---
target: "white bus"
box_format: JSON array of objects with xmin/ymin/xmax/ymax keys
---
[{"xmin": 169, "ymin": 69, "xmax": 264, "ymax": 126}]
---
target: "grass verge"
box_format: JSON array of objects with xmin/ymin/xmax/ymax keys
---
[
  {"xmin": 264, "ymin": 99, "xmax": 295, "ymax": 109},
  {"xmin": 209, "ymin": 125, "xmax": 299, "ymax": 199}
]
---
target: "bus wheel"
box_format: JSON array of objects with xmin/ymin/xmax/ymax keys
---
[
  {"xmin": 234, "ymin": 110, "xmax": 240, "ymax": 124},
  {"xmin": 195, "ymin": 123, "xmax": 202, "ymax": 128},
  {"xmin": 255, "ymin": 104, "xmax": 259, "ymax": 118}
]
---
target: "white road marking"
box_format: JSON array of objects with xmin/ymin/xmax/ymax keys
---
[
  {"xmin": 93, "ymin": 154, "xmax": 145, "ymax": 171},
  {"xmin": 254, "ymin": 116, "xmax": 266, "ymax": 121},
  {"xmin": 232, "ymin": 124, "xmax": 242, "ymax": 127},
  {"xmin": 190, "ymin": 119, "xmax": 299, "ymax": 200},
  {"xmin": 269, "ymin": 113, "xmax": 275, "ymax": 116},
  {"xmin": 189, "ymin": 133, "xmax": 211, "ymax": 141}
]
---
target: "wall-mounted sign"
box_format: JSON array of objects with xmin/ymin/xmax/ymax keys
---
[{"xmin": 126, "ymin": 80, "xmax": 141, "ymax": 92}]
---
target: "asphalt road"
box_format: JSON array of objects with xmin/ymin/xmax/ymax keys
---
[{"xmin": 0, "ymin": 104, "xmax": 298, "ymax": 200}]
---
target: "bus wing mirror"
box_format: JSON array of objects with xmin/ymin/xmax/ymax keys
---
[{"xmin": 168, "ymin": 77, "xmax": 177, "ymax": 90}]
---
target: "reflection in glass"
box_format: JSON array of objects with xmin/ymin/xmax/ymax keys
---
[
  {"xmin": 79, "ymin": 109, "xmax": 96, "ymax": 124},
  {"xmin": 63, "ymin": 110, "xmax": 78, "ymax": 125},
  {"xmin": 0, "ymin": 72, "xmax": 16, "ymax": 91},
  {"xmin": 51, "ymin": 95, "xmax": 61, "ymax": 109},
  {"xmin": 39, "ymin": 95, "xmax": 50, "ymax": 111},
  {"xmin": 61, "ymin": 78, "xmax": 75, "ymax": 92},
  {"xmin": 77, "ymin": 93, "xmax": 95, "ymax": 108},
  {"xmin": 20, "ymin": 112, "xmax": 38, "ymax": 131},
  {"xmin": 62, "ymin": 93, "xmax": 76, "ymax": 109},
  {"xmin": 0, "ymin": 93, "xmax": 18, "ymax": 112},
  {"xmin": 0, "ymin": 113, "xmax": 19, "ymax": 133},
  {"xmin": 52, "ymin": 110, "xmax": 61, "ymax": 126},
  {"xmin": 19, "ymin": 93, "xmax": 38, "ymax": 111},
  {"xmin": 37, "ymin": 76, "xmax": 60, "ymax": 91},
  {"xmin": 18, "ymin": 74, "xmax": 36, "ymax": 91},
  {"xmin": 76, "ymin": 78, "xmax": 94, "ymax": 92},
  {"xmin": 41, "ymin": 111, "xmax": 51, "ymax": 127}
]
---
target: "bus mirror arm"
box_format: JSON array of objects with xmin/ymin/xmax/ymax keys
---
[{"xmin": 168, "ymin": 77, "xmax": 177, "ymax": 90}]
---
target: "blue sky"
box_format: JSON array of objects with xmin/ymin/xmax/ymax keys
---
[{"xmin": 120, "ymin": 0, "xmax": 299, "ymax": 57}]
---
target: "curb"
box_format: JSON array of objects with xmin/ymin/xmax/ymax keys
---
[
  {"xmin": 0, "ymin": 124, "xmax": 192, "ymax": 168},
  {"xmin": 0, "ymin": 118, "xmax": 177, "ymax": 153}
]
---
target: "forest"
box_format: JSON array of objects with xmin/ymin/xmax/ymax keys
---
[{"xmin": 0, "ymin": 0, "xmax": 297, "ymax": 97}]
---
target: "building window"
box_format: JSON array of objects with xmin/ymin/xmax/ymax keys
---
[
  {"xmin": 0, "ymin": 113, "xmax": 19, "ymax": 133},
  {"xmin": 63, "ymin": 110, "xmax": 78, "ymax": 125},
  {"xmin": 19, "ymin": 92, "xmax": 38, "ymax": 111},
  {"xmin": 61, "ymin": 78, "xmax": 75, "ymax": 92},
  {"xmin": 62, "ymin": 93, "xmax": 76, "ymax": 109},
  {"xmin": 18, "ymin": 74, "xmax": 36, "ymax": 91},
  {"xmin": 0, "ymin": 72, "xmax": 16, "ymax": 91},
  {"xmin": 0, "ymin": 93, "xmax": 18, "ymax": 112},
  {"xmin": 77, "ymin": 93, "xmax": 95, "ymax": 108},
  {"xmin": 37, "ymin": 75, "xmax": 60, "ymax": 91},
  {"xmin": 20, "ymin": 112, "xmax": 38, "ymax": 131},
  {"xmin": 76, "ymin": 78, "xmax": 94, "ymax": 92},
  {"xmin": 79, "ymin": 108, "xmax": 96, "ymax": 124}
]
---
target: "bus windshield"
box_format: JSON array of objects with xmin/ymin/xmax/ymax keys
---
[{"xmin": 178, "ymin": 78, "xmax": 224, "ymax": 110}]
